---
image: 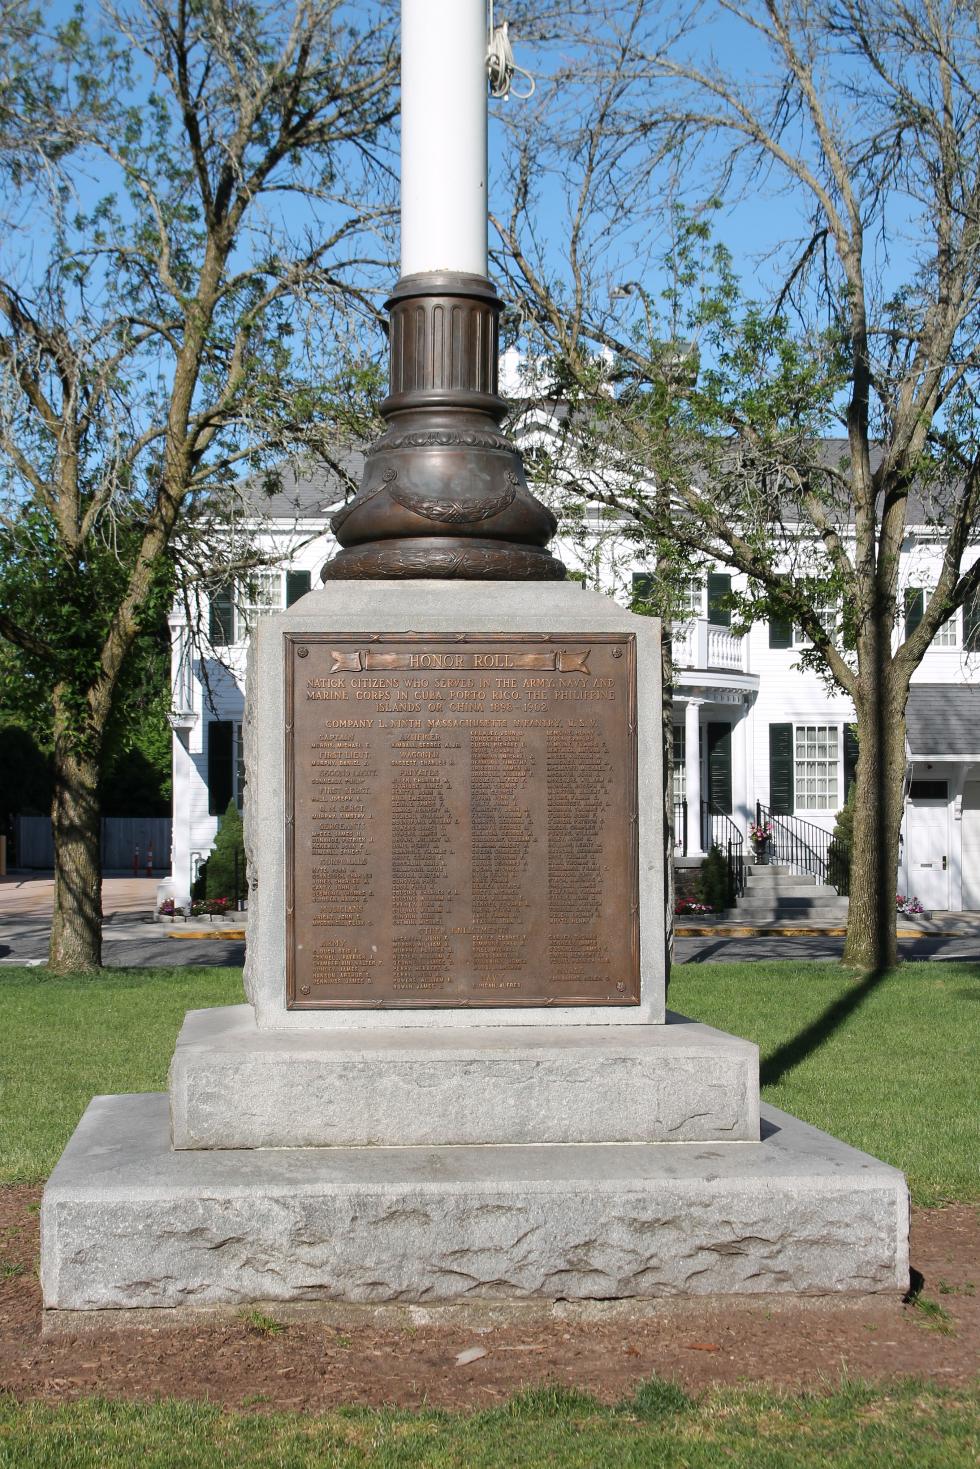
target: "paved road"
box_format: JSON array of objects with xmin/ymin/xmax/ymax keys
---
[
  {"xmin": 3, "ymin": 921, "xmax": 980, "ymax": 968},
  {"xmin": 3, "ymin": 874, "xmax": 979, "ymax": 967},
  {"xmin": 675, "ymin": 933, "xmax": 980, "ymax": 964},
  {"xmin": 0, "ymin": 918, "xmax": 245, "ymax": 968}
]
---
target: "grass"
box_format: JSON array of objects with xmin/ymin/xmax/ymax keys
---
[
  {"xmin": 238, "ymin": 1308, "xmax": 287, "ymax": 1338},
  {"xmin": 669, "ymin": 960, "xmax": 980, "ymax": 1206},
  {"xmin": 0, "ymin": 960, "xmax": 977, "ymax": 1202},
  {"xmin": 0, "ymin": 966, "xmax": 244, "ymax": 1184},
  {"xmin": 0, "ymin": 1381, "xmax": 976, "ymax": 1467}
]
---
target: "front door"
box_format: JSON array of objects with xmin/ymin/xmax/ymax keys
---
[{"xmin": 905, "ymin": 782, "xmax": 950, "ymax": 910}]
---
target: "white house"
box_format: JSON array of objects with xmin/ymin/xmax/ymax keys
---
[{"xmin": 165, "ymin": 455, "xmax": 980, "ymax": 914}]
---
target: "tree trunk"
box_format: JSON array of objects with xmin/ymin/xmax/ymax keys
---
[
  {"xmin": 842, "ymin": 673, "xmax": 907, "ymax": 972},
  {"xmin": 49, "ymin": 691, "xmax": 103, "ymax": 972}
]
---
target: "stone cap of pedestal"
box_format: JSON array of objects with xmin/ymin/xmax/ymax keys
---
[
  {"xmin": 167, "ymin": 1004, "xmax": 758, "ymax": 1150},
  {"xmin": 243, "ymin": 581, "xmax": 665, "ymax": 1030}
]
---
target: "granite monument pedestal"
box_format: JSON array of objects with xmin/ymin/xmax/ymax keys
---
[{"xmin": 40, "ymin": 584, "xmax": 909, "ymax": 1316}]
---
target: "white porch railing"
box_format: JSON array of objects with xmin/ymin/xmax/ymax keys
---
[
  {"xmin": 671, "ymin": 618, "xmax": 748, "ymax": 672},
  {"xmin": 168, "ymin": 615, "xmax": 197, "ymax": 726}
]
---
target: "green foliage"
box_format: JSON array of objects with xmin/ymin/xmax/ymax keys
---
[
  {"xmin": 0, "ymin": 1, "xmax": 395, "ymax": 960},
  {"xmin": 829, "ymin": 782, "xmax": 856, "ymax": 894},
  {"xmin": 0, "ymin": 721, "xmax": 52, "ymax": 817},
  {"xmin": 699, "ymin": 844, "xmax": 731, "ymax": 911},
  {"xmin": 205, "ymin": 799, "xmax": 246, "ymax": 902},
  {"xmin": 833, "ymin": 781, "xmax": 856, "ymax": 850}
]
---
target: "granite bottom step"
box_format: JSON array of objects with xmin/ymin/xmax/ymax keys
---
[{"xmin": 41, "ymin": 1093, "xmax": 909, "ymax": 1311}]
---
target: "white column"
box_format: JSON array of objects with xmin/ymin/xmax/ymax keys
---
[
  {"xmin": 685, "ymin": 698, "xmax": 704, "ymax": 857},
  {"xmin": 169, "ymin": 731, "xmax": 195, "ymax": 909},
  {"xmin": 733, "ymin": 697, "xmax": 749, "ymax": 836},
  {"xmin": 401, "ymin": 0, "xmax": 488, "ymax": 277}
]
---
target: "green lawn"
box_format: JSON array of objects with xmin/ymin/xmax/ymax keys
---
[
  {"xmin": 0, "ymin": 960, "xmax": 978, "ymax": 1464},
  {"xmin": 0, "ymin": 960, "xmax": 975, "ymax": 1203},
  {"xmin": 0, "ymin": 1381, "xmax": 977, "ymax": 1468},
  {"xmin": 0, "ymin": 966, "xmax": 244, "ymax": 1184},
  {"xmin": 669, "ymin": 960, "xmax": 980, "ymax": 1206}
]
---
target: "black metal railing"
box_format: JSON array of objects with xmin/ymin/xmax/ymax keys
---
[
  {"xmin": 672, "ymin": 798, "xmax": 688, "ymax": 854},
  {"xmin": 702, "ymin": 802, "xmax": 746, "ymax": 901},
  {"xmin": 755, "ymin": 800, "xmax": 850, "ymax": 895},
  {"xmin": 672, "ymin": 798, "xmax": 746, "ymax": 903}
]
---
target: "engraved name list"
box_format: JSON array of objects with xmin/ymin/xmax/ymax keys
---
[{"xmin": 285, "ymin": 633, "xmax": 639, "ymax": 1008}]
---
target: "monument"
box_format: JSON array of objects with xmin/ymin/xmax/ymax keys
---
[{"xmin": 41, "ymin": 0, "xmax": 907, "ymax": 1316}]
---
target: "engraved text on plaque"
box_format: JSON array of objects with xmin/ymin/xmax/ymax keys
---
[{"xmin": 285, "ymin": 633, "xmax": 639, "ymax": 1008}]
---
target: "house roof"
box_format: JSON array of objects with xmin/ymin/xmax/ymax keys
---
[
  {"xmin": 907, "ymin": 684, "xmax": 980, "ymax": 757},
  {"xmin": 238, "ymin": 451, "xmax": 363, "ymax": 520}
]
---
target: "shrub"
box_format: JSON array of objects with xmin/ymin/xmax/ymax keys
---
[
  {"xmin": 204, "ymin": 798, "xmax": 247, "ymax": 903},
  {"xmin": 699, "ymin": 844, "xmax": 731, "ymax": 911},
  {"xmin": 829, "ymin": 781, "xmax": 855, "ymax": 894}
]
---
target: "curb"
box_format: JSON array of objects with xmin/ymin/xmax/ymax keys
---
[
  {"xmin": 674, "ymin": 925, "xmax": 935, "ymax": 939},
  {"xmin": 167, "ymin": 929, "xmax": 246, "ymax": 941}
]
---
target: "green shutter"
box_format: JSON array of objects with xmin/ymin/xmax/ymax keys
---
[
  {"xmin": 769, "ymin": 723, "xmax": 794, "ymax": 814},
  {"xmin": 286, "ymin": 569, "xmax": 312, "ymax": 607},
  {"xmin": 209, "ymin": 583, "xmax": 234, "ymax": 645},
  {"xmin": 904, "ymin": 587, "xmax": 924, "ymax": 639},
  {"xmin": 707, "ymin": 573, "xmax": 731, "ymax": 627},
  {"xmin": 843, "ymin": 723, "xmax": 859, "ymax": 798},
  {"xmin": 965, "ymin": 594, "xmax": 980, "ymax": 652},
  {"xmin": 706, "ymin": 722, "xmax": 732, "ymax": 815},
  {"xmin": 769, "ymin": 616, "xmax": 793, "ymax": 648},
  {"xmin": 631, "ymin": 573, "xmax": 655, "ymax": 613},
  {"xmin": 207, "ymin": 720, "xmax": 234, "ymax": 816}
]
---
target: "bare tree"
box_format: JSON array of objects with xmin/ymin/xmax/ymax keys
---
[
  {"xmin": 495, "ymin": 0, "xmax": 980, "ymax": 971},
  {"xmin": 0, "ymin": 0, "xmax": 396, "ymax": 970}
]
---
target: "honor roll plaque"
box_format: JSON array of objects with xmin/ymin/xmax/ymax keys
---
[{"xmin": 285, "ymin": 632, "xmax": 639, "ymax": 1009}]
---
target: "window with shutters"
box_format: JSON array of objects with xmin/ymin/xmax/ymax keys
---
[
  {"xmin": 792, "ymin": 590, "xmax": 839, "ymax": 646},
  {"xmin": 207, "ymin": 720, "xmax": 234, "ymax": 814},
  {"xmin": 238, "ymin": 571, "xmax": 282, "ymax": 638},
  {"xmin": 706, "ymin": 572, "xmax": 731, "ymax": 628},
  {"xmin": 922, "ymin": 588, "xmax": 957, "ymax": 646},
  {"xmin": 794, "ymin": 724, "xmax": 840, "ymax": 811},
  {"xmin": 630, "ymin": 573, "xmax": 654, "ymax": 614},
  {"xmin": 672, "ymin": 725, "xmax": 685, "ymax": 802},
  {"xmin": 208, "ymin": 573, "xmax": 284, "ymax": 645},
  {"xmin": 905, "ymin": 586, "xmax": 957, "ymax": 646},
  {"xmin": 677, "ymin": 579, "xmax": 703, "ymax": 624}
]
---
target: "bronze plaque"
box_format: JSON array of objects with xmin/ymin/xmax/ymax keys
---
[{"xmin": 285, "ymin": 632, "xmax": 639, "ymax": 1009}]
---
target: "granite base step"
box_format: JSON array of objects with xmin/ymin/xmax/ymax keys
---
[
  {"xmin": 41, "ymin": 1093, "xmax": 909, "ymax": 1311},
  {"xmin": 168, "ymin": 1005, "xmax": 759, "ymax": 1149}
]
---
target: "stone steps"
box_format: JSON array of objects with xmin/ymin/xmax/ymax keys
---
[
  {"xmin": 744, "ymin": 882, "xmax": 839, "ymax": 899},
  {"xmin": 734, "ymin": 899, "xmax": 851, "ymax": 920},
  {"xmin": 734, "ymin": 857, "xmax": 847, "ymax": 923}
]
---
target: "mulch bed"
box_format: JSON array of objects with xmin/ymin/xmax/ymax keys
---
[{"xmin": 1, "ymin": 1187, "xmax": 976, "ymax": 1411}]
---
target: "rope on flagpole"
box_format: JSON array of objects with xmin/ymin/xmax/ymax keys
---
[{"xmin": 487, "ymin": 6, "xmax": 535, "ymax": 100}]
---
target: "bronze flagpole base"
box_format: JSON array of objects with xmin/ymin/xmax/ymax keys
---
[{"xmin": 321, "ymin": 272, "xmax": 565, "ymax": 582}]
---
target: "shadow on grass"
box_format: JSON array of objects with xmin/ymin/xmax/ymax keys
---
[{"xmin": 760, "ymin": 965, "xmax": 890, "ymax": 1088}]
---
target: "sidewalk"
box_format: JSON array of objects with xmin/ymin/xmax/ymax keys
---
[
  {"xmin": 0, "ymin": 875, "xmax": 161, "ymax": 920},
  {"xmin": 674, "ymin": 910, "xmax": 980, "ymax": 938},
  {"xmin": 0, "ymin": 876, "xmax": 247, "ymax": 948}
]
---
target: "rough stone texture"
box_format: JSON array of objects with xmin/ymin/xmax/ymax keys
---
[
  {"xmin": 243, "ymin": 581, "xmax": 665, "ymax": 1030},
  {"xmin": 42, "ymin": 1093, "xmax": 909, "ymax": 1311},
  {"xmin": 168, "ymin": 1005, "xmax": 760, "ymax": 1150}
]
